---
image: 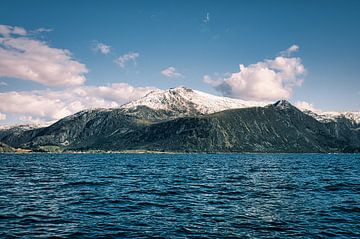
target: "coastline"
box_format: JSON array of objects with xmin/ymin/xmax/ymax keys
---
[{"xmin": 1, "ymin": 149, "xmax": 358, "ymax": 154}]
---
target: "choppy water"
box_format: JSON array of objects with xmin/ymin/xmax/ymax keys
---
[{"xmin": 0, "ymin": 153, "xmax": 359, "ymax": 238}]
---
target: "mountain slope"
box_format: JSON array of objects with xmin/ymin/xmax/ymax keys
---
[
  {"xmin": 0, "ymin": 142, "xmax": 16, "ymax": 152},
  {"xmin": 89, "ymin": 100, "xmax": 356, "ymax": 152},
  {"xmin": 0, "ymin": 106, "xmax": 174, "ymax": 150},
  {"xmin": 0, "ymin": 123, "xmax": 45, "ymax": 140}
]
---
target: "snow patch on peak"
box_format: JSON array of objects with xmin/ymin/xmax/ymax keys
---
[
  {"xmin": 121, "ymin": 87, "xmax": 269, "ymax": 115},
  {"xmin": 273, "ymin": 100, "xmax": 293, "ymax": 109}
]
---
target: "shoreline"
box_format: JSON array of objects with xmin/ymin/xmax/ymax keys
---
[{"xmin": 1, "ymin": 149, "xmax": 358, "ymax": 155}]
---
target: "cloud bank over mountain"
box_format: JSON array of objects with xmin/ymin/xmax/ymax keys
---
[
  {"xmin": 0, "ymin": 83, "xmax": 156, "ymax": 123},
  {"xmin": 204, "ymin": 45, "xmax": 306, "ymax": 101}
]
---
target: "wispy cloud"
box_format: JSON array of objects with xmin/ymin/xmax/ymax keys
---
[
  {"xmin": 280, "ymin": 44, "xmax": 299, "ymax": 56},
  {"xmin": 203, "ymin": 12, "xmax": 210, "ymax": 23},
  {"xmin": 0, "ymin": 81, "xmax": 7, "ymax": 86},
  {"xmin": 114, "ymin": 52, "xmax": 139, "ymax": 68},
  {"xmin": 93, "ymin": 42, "xmax": 111, "ymax": 54},
  {"xmin": 204, "ymin": 45, "xmax": 306, "ymax": 101},
  {"xmin": 34, "ymin": 28, "xmax": 53, "ymax": 33},
  {"xmin": 0, "ymin": 24, "xmax": 88, "ymax": 87},
  {"xmin": 161, "ymin": 67, "xmax": 182, "ymax": 78}
]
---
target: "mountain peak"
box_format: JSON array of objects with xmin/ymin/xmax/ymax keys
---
[
  {"xmin": 273, "ymin": 100, "xmax": 293, "ymax": 109},
  {"xmin": 121, "ymin": 87, "xmax": 268, "ymax": 116},
  {"xmin": 170, "ymin": 86, "xmax": 193, "ymax": 91}
]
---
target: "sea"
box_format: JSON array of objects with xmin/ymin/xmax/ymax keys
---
[{"xmin": 0, "ymin": 153, "xmax": 359, "ymax": 238}]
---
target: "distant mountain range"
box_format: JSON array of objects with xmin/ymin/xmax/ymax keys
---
[{"xmin": 1, "ymin": 87, "xmax": 359, "ymax": 153}]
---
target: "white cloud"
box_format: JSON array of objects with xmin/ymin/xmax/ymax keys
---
[
  {"xmin": 0, "ymin": 112, "xmax": 6, "ymax": 121},
  {"xmin": 161, "ymin": 67, "xmax": 182, "ymax": 78},
  {"xmin": 204, "ymin": 45, "xmax": 306, "ymax": 101},
  {"xmin": 114, "ymin": 52, "xmax": 139, "ymax": 68},
  {"xmin": 93, "ymin": 42, "xmax": 111, "ymax": 54},
  {"xmin": 203, "ymin": 12, "xmax": 210, "ymax": 23},
  {"xmin": 287, "ymin": 44, "xmax": 299, "ymax": 53},
  {"xmin": 0, "ymin": 25, "xmax": 27, "ymax": 37},
  {"xmin": 294, "ymin": 101, "xmax": 319, "ymax": 112},
  {"xmin": 0, "ymin": 24, "xmax": 88, "ymax": 87},
  {"xmin": 34, "ymin": 28, "xmax": 53, "ymax": 33},
  {"xmin": 281, "ymin": 44, "xmax": 299, "ymax": 56},
  {"xmin": 0, "ymin": 81, "xmax": 7, "ymax": 86},
  {"xmin": 0, "ymin": 83, "xmax": 157, "ymax": 123}
]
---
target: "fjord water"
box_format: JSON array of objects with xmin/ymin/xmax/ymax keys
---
[{"xmin": 0, "ymin": 154, "xmax": 359, "ymax": 238}]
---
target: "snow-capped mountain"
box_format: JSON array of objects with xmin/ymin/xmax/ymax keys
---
[
  {"xmin": 1, "ymin": 86, "xmax": 359, "ymax": 153},
  {"xmin": 122, "ymin": 86, "xmax": 360, "ymax": 125},
  {"xmin": 302, "ymin": 110, "xmax": 360, "ymax": 125},
  {"xmin": 0, "ymin": 123, "xmax": 46, "ymax": 131},
  {"xmin": 121, "ymin": 86, "xmax": 269, "ymax": 116},
  {"xmin": 1, "ymin": 86, "xmax": 358, "ymax": 133}
]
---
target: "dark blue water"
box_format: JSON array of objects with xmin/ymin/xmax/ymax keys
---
[{"xmin": 0, "ymin": 154, "xmax": 359, "ymax": 238}]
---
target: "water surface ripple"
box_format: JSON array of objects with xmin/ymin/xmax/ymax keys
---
[{"xmin": 0, "ymin": 153, "xmax": 359, "ymax": 238}]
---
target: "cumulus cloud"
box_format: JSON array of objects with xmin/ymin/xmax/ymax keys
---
[
  {"xmin": 114, "ymin": 52, "xmax": 139, "ymax": 68},
  {"xmin": 204, "ymin": 45, "xmax": 306, "ymax": 101},
  {"xmin": 0, "ymin": 112, "xmax": 6, "ymax": 121},
  {"xmin": 0, "ymin": 83, "xmax": 157, "ymax": 123},
  {"xmin": 161, "ymin": 67, "xmax": 182, "ymax": 78},
  {"xmin": 93, "ymin": 42, "xmax": 111, "ymax": 54},
  {"xmin": 0, "ymin": 24, "xmax": 88, "ymax": 87}
]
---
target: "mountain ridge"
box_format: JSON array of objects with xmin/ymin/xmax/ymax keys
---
[
  {"xmin": 0, "ymin": 87, "xmax": 359, "ymax": 153},
  {"xmin": 121, "ymin": 86, "xmax": 269, "ymax": 117}
]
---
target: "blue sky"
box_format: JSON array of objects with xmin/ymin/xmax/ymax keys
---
[{"xmin": 0, "ymin": 0, "xmax": 359, "ymax": 124}]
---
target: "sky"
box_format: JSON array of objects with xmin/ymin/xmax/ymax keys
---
[{"xmin": 0, "ymin": 0, "xmax": 359, "ymax": 125}]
